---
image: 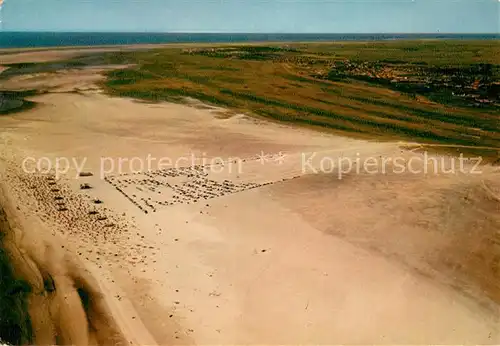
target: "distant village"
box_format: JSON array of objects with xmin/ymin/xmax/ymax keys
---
[
  {"xmin": 184, "ymin": 47, "xmax": 499, "ymax": 109},
  {"xmin": 316, "ymin": 60, "xmax": 500, "ymax": 108}
]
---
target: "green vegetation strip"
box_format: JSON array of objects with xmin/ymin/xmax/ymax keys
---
[{"xmin": 3, "ymin": 41, "xmax": 498, "ymax": 158}]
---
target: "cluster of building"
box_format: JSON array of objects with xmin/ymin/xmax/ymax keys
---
[
  {"xmin": 182, "ymin": 48, "xmax": 499, "ymax": 108},
  {"xmin": 320, "ymin": 60, "xmax": 499, "ymax": 108}
]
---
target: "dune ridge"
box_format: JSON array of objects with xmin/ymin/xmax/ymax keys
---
[{"xmin": 0, "ymin": 176, "xmax": 134, "ymax": 345}]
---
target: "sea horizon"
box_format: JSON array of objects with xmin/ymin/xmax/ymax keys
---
[{"xmin": 1, "ymin": 31, "xmax": 499, "ymax": 49}]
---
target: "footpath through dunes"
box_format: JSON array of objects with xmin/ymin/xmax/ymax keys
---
[{"xmin": 0, "ymin": 85, "xmax": 499, "ymax": 344}]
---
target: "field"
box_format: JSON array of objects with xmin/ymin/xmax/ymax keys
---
[
  {"xmin": 79, "ymin": 40, "xmax": 500, "ymax": 160},
  {"xmin": 2, "ymin": 41, "xmax": 499, "ymax": 160}
]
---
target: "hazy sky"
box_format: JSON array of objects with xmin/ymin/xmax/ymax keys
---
[{"xmin": 2, "ymin": 0, "xmax": 499, "ymax": 33}]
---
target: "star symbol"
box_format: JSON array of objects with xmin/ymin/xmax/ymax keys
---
[
  {"xmin": 257, "ymin": 151, "xmax": 269, "ymax": 165},
  {"xmin": 274, "ymin": 152, "xmax": 287, "ymax": 165}
]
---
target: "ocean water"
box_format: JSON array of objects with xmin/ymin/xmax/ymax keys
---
[{"xmin": 0, "ymin": 32, "xmax": 499, "ymax": 49}]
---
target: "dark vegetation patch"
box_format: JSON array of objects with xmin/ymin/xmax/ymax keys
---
[
  {"xmin": 0, "ymin": 91, "xmax": 38, "ymax": 115},
  {"xmin": 279, "ymin": 73, "xmax": 336, "ymax": 87},
  {"xmin": 0, "ymin": 209, "xmax": 33, "ymax": 345},
  {"xmin": 183, "ymin": 45, "xmax": 300, "ymax": 61},
  {"xmin": 197, "ymin": 65, "xmax": 240, "ymax": 72},
  {"xmin": 0, "ymin": 52, "xmax": 128, "ymax": 81},
  {"xmin": 105, "ymin": 69, "xmax": 158, "ymax": 86},
  {"xmin": 116, "ymin": 88, "xmax": 237, "ymax": 107},
  {"xmin": 0, "ymin": 60, "xmax": 85, "ymax": 80}
]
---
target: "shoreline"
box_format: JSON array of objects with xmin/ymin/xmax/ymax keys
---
[{"xmin": 1, "ymin": 32, "xmax": 499, "ymax": 52}]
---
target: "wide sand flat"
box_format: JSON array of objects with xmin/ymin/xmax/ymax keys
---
[{"xmin": 0, "ymin": 65, "xmax": 499, "ymax": 344}]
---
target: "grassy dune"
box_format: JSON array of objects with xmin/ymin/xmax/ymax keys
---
[
  {"xmin": 1, "ymin": 41, "xmax": 498, "ymax": 159},
  {"xmin": 99, "ymin": 41, "xmax": 500, "ymax": 160}
]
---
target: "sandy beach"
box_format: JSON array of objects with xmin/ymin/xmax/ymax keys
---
[{"xmin": 0, "ymin": 49, "xmax": 499, "ymax": 345}]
